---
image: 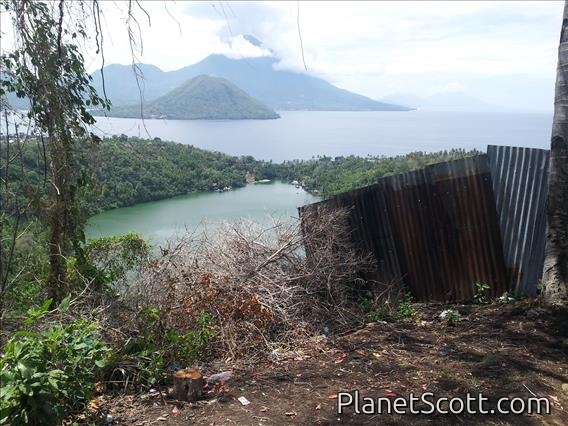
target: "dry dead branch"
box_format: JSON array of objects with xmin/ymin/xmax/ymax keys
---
[{"xmin": 115, "ymin": 207, "xmax": 380, "ymax": 363}]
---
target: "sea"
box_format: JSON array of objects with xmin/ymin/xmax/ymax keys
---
[{"xmin": 92, "ymin": 110, "xmax": 552, "ymax": 162}]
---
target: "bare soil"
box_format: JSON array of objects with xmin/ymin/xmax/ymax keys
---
[{"xmin": 85, "ymin": 301, "xmax": 568, "ymax": 425}]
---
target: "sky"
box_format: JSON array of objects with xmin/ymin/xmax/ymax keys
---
[{"xmin": 1, "ymin": 1, "xmax": 564, "ymax": 112}]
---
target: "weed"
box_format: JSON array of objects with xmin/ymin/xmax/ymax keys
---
[
  {"xmin": 165, "ymin": 314, "xmax": 215, "ymax": 362},
  {"xmin": 498, "ymin": 292, "xmax": 516, "ymax": 304},
  {"xmin": 0, "ymin": 299, "xmax": 110, "ymax": 425},
  {"xmin": 474, "ymin": 282, "xmax": 491, "ymax": 305},
  {"xmin": 440, "ymin": 309, "xmax": 461, "ymax": 325},
  {"xmin": 359, "ymin": 291, "xmax": 417, "ymax": 322},
  {"xmin": 366, "ymin": 305, "xmax": 390, "ymax": 322},
  {"xmin": 119, "ymin": 309, "xmax": 216, "ymax": 387},
  {"xmin": 394, "ymin": 292, "xmax": 417, "ymax": 321},
  {"xmin": 359, "ymin": 294, "xmax": 389, "ymax": 322}
]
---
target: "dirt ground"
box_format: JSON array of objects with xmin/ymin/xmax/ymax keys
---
[{"xmin": 85, "ymin": 301, "xmax": 568, "ymax": 425}]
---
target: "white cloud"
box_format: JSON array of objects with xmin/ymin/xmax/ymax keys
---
[
  {"xmin": 216, "ymin": 34, "xmax": 272, "ymax": 59},
  {"xmin": 1, "ymin": 1, "xmax": 563, "ymax": 111}
]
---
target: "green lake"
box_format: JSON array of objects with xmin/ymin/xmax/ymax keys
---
[{"xmin": 85, "ymin": 182, "xmax": 320, "ymax": 245}]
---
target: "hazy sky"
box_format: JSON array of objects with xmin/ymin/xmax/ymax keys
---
[{"xmin": 2, "ymin": 1, "xmax": 564, "ymax": 112}]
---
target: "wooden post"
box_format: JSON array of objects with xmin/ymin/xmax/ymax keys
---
[{"xmin": 173, "ymin": 368, "xmax": 204, "ymax": 402}]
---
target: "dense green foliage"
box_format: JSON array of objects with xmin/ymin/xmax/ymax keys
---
[
  {"xmin": 86, "ymin": 136, "xmax": 262, "ymax": 211},
  {"xmin": 0, "ymin": 219, "xmax": 47, "ymax": 313},
  {"xmin": 261, "ymin": 148, "xmax": 481, "ymax": 198},
  {"xmin": 120, "ymin": 309, "xmax": 215, "ymax": 387},
  {"xmin": 102, "ymin": 75, "xmax": 280, "ymax": 120},
  {"xmin": 86, "ymin": 139, "xmax": 480, "ymax": 211},
  {"xmin": 68, "ymin": 232, "xmax": 150, "ymax": 293},
  {"xmin": 0, "ymin": 300, "xmax": 109, "ymax": 425}
]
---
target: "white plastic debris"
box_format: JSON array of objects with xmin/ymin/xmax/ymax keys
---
[{"xmin": 238, "ymin": 396, "xmax": 251, "ymax": 406}]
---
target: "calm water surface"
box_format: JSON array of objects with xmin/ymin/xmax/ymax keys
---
[
  {"xmin": 86, "ymin": 182, "xmax": 319, "ymax": 243},
  {"xmin": 94, "ymin": 110, "xmax": 552, "ymax": 162}
]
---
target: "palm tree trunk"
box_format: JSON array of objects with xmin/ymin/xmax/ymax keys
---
[{"xmin": 541, "ymin": 1, "xmax": 568, "ymax": 308}]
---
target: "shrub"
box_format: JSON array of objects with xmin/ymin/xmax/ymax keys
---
[
  {"xmin": 498, "ymin": 292, "xmax": 515, "ymax": 304},
  {"xmin": 0, "ymin": 301, "xmax": 110, "ymax": 425},
  {"xmin": 474, "ymin": 282, "xmax": 491, "ymax": 305},
  {"xmin": 68, "ymin": 232, "xmax": 150, "ymax": 294},
  {"xmin": 440, "ymin": 309, "xmax": 461, "ymax": 325},
  {"xmin": 115, "ymin": 309, "xmax": 216, "ymax": 388},
  {"xmin": 394, "ymin": 292, "xmax": 417, "ymax": 321},
  {"xmin": 358, "ymin": 288, "xmax": 417, "ymax": 323}
]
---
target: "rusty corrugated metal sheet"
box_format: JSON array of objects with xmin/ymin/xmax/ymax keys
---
[
  {"xmin": 380, "ymin": 155, "xmax": 508, "ymax": 301},
  {"xmin": 300, "ymin": 183, "xmax": 402, "ymax": 285},
  {"xmin": 300, "ymin": 154, "xmax": 510, "ymax": 302},
  {"xmin": 487, "ymin": 145, "xmax": 549, "ymax": 296}
]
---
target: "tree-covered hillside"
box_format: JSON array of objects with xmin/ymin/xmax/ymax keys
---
[
  {"xmin": 86, "ymin": 136, "xmax": 262, "ymax": 211},
  {"xmin": 102, "ymin": 75, "xmax": 279, "ymax": 120},
  {"xmin": 260, "ymin": 149, "xmax": 482, "ymax": 198},
  {"xmin": 2, "ymin": 134, "xmax": 479, "ymax": 216},
  {"xmin": 88, "ymin": 139, "xmax": 481, "ymax": 211}
]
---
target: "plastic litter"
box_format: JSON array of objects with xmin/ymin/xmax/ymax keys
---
[{"xmin": 238, "ymin": 396, "xmax": 251, "ymax": 406}]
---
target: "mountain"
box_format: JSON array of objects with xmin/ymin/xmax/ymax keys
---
[
  {"xmin": 91, "ymin": 63, "xmax": 168, "ymax": 106},
  {"xmin": 104, "ymin": 75, "xmax": 279, "ymax": 120},
  {"xmin": 381, "ymin": 92, "xmax": 507, "ymax": 112},
  {"xmin": 91, "ymin": 54, "xmax": 410, "ymax": 112}
]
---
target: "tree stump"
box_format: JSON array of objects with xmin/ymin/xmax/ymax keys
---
[{"xmin": 173, "ymin": 368, "xmax": 204, "ymax": 402}]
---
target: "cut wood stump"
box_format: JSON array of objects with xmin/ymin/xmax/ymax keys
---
[{"xmin": 173, "ymin": 368, "xmax": 204, "ymax": 402}]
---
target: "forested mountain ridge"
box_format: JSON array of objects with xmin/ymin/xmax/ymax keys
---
[
  {"xmin": 90, "ymin": 54, "xmax": 411, "ymax": 111},
  {"xmin": 101, "ymin": 75, "xmax": 279, "ymax": 120}
]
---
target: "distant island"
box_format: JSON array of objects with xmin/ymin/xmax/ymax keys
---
[
  {"xmin": 90, "ymin": 54, "xmax": 412, "ymax": 112},
  {"xmin": 100, "ymin": 75, "xmax": 280, "ymax": 120}
]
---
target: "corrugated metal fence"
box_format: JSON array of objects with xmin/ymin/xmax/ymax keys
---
[
  {"xmin": 299, "ymin": 145, "xmax": 549, "ymax": 302},
  {"xmin": 488, "ymin": 145, "xmax": 549, "ymax": 296}
]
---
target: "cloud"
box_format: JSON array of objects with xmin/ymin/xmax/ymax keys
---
[
  {"xmin": 215, "ymin": 34, "xmax": 272, "ymax": 59},
  {"xmin": 2, "ymin": 0, "xmax": 561, "ymax": 111},
  {"xmin": 183, "ymin": 1, "xmax": 300, "ymax": 66}
]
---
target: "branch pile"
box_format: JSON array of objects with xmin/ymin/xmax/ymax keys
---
[{"xmin": 123, "ymin": 207, "xmax": 378, "ymax": 362}]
